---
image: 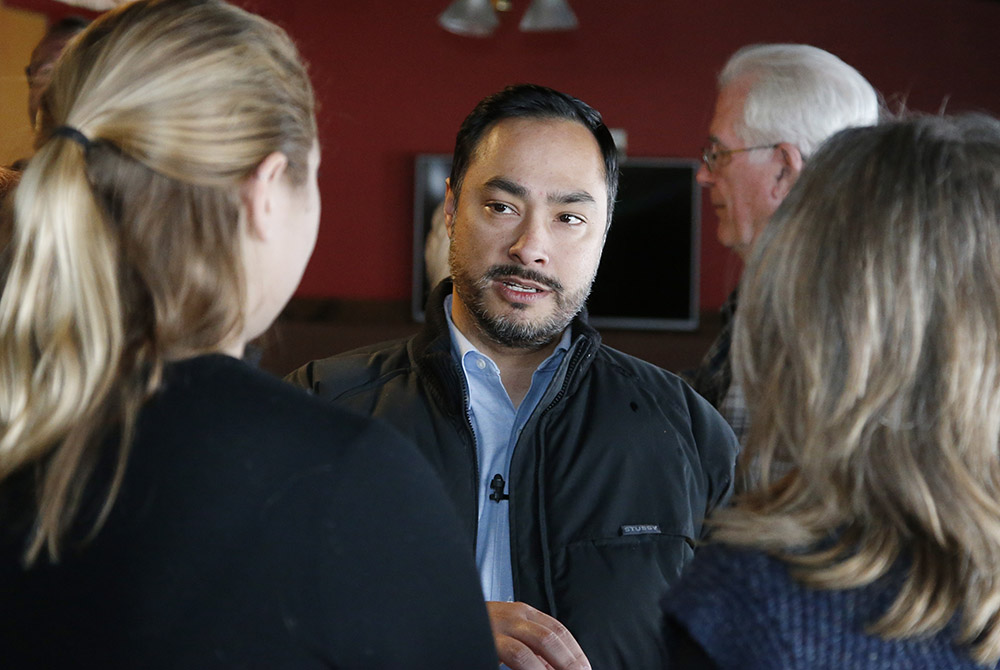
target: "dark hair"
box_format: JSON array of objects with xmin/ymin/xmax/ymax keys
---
[
  {"xmin": 46, "ymin": 15, "xmax": 91, "ymax": 40},
  {"xmin": 449, "ymin": 83, "xmax": 619, "ymax": 222}
]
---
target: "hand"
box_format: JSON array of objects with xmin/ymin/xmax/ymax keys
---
[{"xmin": 486, "ymin": 601, "xmax": 591, "ymax": 670}]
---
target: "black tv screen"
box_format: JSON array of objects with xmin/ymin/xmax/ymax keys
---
[{"xmin": 412, "ymin": 155, "xmax": 700, "ymax": 331}]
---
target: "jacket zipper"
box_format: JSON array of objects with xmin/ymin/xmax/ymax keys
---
[
  {"xmin": 510, "ymin": 338, "xmax": 590, "ymax": 488},
  {"xmin": 508, "ymin": 337, "xmax": 591, "ymax": 611},
  {"xmin": 457, "ymin": 369, "xmax": 481, "ymax": 550},
  {"xmin": 539, "ymin": 340, "xmax": 590, "ymax": 417}
]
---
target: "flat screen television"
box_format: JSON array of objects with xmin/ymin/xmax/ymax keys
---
[{"xmin": 412, "ymin": 155, "xmax": 700, "ymax": 331}]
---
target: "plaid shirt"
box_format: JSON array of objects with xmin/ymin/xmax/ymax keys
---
[{"xmin": 683, "ymin": 289, "xmax": 748, "ymax": 444}]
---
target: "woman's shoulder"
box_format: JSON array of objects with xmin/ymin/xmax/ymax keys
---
[
  {"xmin": 664, "ymin": 543, "xmax": 822, "ymax": 670},
  {"xmin": 136, "ymin": 354, "xmax": 433, "ymax": 495},
  {"xmin": 156, "ymin": 354, "xmax": 395, "ymax": 442},
  {"xmin": 667, "ymin": 542, "xmax": 786, "ymax": 610},
  {"xmin": 130, "ymin": 353, "xmax": 470, "ymax": 566}
]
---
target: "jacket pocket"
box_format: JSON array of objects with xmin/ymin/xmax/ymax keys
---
[
  {"xmin": 555, "ymin": 532, "xmax": 695, "ymax": 606},
  {"xmin": 548, "ymin": 533, "xmax": 694, "ymax": 668}
]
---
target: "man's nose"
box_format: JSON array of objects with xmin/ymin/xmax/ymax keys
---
[
  {"xmin": 508, "ymin": 215, "xmax": 550, "ymax": 267},
  {"xmin": 696, "ymin": 161, "xmax": 715, "ymax": 187}
]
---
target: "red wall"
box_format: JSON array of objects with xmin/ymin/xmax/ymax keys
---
[{"xmin": 12, "ymin": 0, "xmax": 1000, "ymax": 309}]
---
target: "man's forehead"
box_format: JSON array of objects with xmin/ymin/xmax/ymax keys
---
[
  {"xmin": 469, "ymin": 118, "xmax": 603, "ymax": 173},
  {"xmin": 474, "ymin": 116, "xmax": 573, "ymax": 151}
]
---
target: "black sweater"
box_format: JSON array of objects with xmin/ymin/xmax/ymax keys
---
[{"xmin": 0, "ymin": 354, "xmax": 497, "ymax": 669}]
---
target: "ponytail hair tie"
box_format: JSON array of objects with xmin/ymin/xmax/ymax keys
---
[{"xmin": 52, "ymin": 125, "xmax": 93, "ymax": 152}]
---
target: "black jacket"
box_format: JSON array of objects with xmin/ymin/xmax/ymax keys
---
[
  {"xmin": 1, "ymin": 354, "xmax": 498, "ymax": 669},
  {"xmin": 289, "ymin": 282, "xmax": 738, "ymax": 668}
]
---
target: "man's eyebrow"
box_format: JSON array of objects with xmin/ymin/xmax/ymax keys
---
[
  {"xmin": 550, "ymin": 190, "xmax": 597, "ymax": 206},
  {"xmin": 483, "ymin": 177, "xmax": 527, "ymax": 198},
  {"xmin": 482, "ymin": 177, "xmax": 597, "ymax": 207}
]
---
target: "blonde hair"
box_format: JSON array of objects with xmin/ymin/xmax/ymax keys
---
[
  {"xmin": 0, "ymin": 0, "xmax": 315, "ymax": 564},
  {"xmin": 712, "ymin": 114, "xmax": 1000, "ymax": 665}
]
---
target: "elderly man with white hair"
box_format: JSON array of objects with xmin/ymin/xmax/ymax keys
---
[{"xmin": 686, "ymin": 43, "xmax": 880, "ymax": 445}]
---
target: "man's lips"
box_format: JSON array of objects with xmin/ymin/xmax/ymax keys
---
[
  {"xmin": 497, "ymin": 277, "xmax": 548, "ymax": 294},
  {"xmin": 482, "ymin": 265, "xmax": 563, "ymax": 295}
]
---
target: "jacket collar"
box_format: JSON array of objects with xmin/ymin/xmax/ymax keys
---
[{"xmin": 411, "ymin": 279, "xmax": 601, "ymax": 414}]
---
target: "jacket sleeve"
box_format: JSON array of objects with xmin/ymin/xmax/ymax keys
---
[
  {"xmin": 283, "ymin": 343, "xmax": 408, "ymax": 403},
  {"xmin": 682, "ymin": 381, "xmax": 739, "ymax": 520},
  {"xmin": 284, "ymin": 360, "xmax": 316, "ymax": 392}
]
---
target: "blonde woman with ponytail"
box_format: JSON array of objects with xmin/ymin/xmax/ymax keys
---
[
  {"xmin": 0, "ymin": 1, "xmax": 496, "ymax": 667},
  {"xmin": 663, "ymin": 114, "xmax": 1000, "ymax": 669}
]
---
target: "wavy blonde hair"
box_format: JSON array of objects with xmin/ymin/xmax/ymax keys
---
[
  {"xmin": 713, "ymin": 114, "xmax": 1000, "ymax": 666},
  {"xmin": 0, "ymin": 0, "xmax": 315, "ymax": 564}
]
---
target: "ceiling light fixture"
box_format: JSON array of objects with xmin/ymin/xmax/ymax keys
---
[
  {"xmin": 520, "ymin": 0, "xmax": 578, "ymax": 32},
  {"xmin": 438, "ymin": 0, "xmax": 577, "ymax": 37},
  {"xmin": 437, "ymin": 0, "xmax": 500, "ymax": 37}
]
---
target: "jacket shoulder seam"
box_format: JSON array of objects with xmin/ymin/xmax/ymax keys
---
[{"xmin": 325, "ymin": 363, "xmax": 414, "ymax": 403}]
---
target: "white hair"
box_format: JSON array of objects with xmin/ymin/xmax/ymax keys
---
[{"xmin": 720, "ymin": 43, "xmax": 880, "ymax": 159}]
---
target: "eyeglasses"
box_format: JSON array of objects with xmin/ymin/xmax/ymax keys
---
[{"xmin": 701, "ymin": 143, "xmax": 780, "ymax": 173}]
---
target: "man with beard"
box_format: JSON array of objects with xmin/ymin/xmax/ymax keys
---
[{"xmin": 288, "ymin": 84, "xmax": 737, "ymax": 670}]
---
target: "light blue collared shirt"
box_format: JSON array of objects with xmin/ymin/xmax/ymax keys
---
[{"xmin": 445, "ymin": 295, "xmax": 571, "ymax": 602}]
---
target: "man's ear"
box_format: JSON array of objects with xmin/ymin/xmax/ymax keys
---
[
  {"xmin": 444, "ymin": 178, "xmax": 457, "ymax": 239},
  {"xmin": 772, "ymin": 142, "xmax": 804, "ymax": 201},
  {"xmin": 241, "ymin": 151, "xmax": 289, "ymax": 242}
]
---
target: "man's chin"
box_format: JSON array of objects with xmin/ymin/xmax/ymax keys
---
[
  {"xmin": 476, "ymin": 309, "xmax": 567, "ymax": 350},
  {"xmin": 715, "ymin": 223, "xmax": 738, "ymax": 249},
  {"xmin": 483, "ymin": 290, "xmax": 549, "ymax": 316},
  {"xmin": 456, "ymin": 275, "xmax": 588, "ymax": 349}
]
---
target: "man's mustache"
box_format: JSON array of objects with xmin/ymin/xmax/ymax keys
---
[{"xmin": 481, "ymin": 265, "xmax": 564, "ymax": 293}]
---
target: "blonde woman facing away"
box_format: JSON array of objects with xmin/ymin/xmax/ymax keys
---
[
  {"xmin": 663, "ymin": 114, "xmax": 1000, "ymax": 669},
  {"xmin": 0, "ymin": 1, "xmax": 497, "ymax": 667}
]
